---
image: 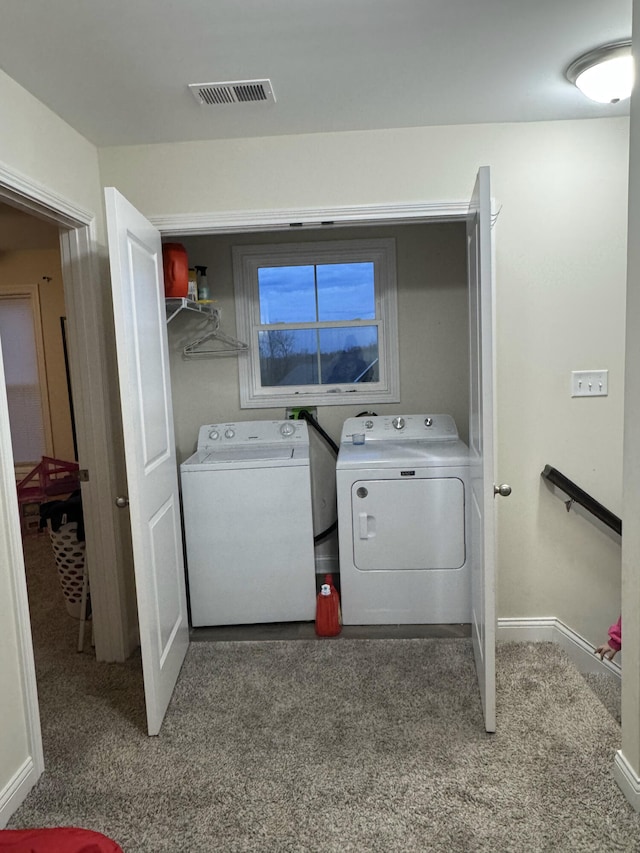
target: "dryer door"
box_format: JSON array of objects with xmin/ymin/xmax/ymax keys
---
[{"xmin": 352, "ymin": 477, "xmax": 465, "ymax": 571}]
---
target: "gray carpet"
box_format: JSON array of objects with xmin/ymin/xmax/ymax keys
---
[
  {"xmin": 583, "ymin": 672, "xmax": 622, "ymax": 725},
  {"xmin": 8, "ymin": 535, "xmax": 640, "ymax": 852}
]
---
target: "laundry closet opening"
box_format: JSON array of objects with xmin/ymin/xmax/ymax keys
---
[{"xmin": 163, "ymin": 220, "xmax": 470, "ymax": 636}]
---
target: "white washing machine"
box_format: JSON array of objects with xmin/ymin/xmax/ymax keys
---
[
  {"xmin": 336, "ymin": 414, "xmax": 471, "ymax": 624},
  {"xmin": 180, "ymin": 420, "xmax": 316, "ymax": 627}
]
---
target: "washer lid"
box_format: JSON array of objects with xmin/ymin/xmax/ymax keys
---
[
  {"xmin": 181, "ymin": 418, "xmax": 311, "ymax": 469},
  {"xmin": 181, "ymin": 443, "xmax": 309, "ymax": 470},
  {"xmin": 201, "ymin": 446, "xmax": 295, "ymax": 463}
]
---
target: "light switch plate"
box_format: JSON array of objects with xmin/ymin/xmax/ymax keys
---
[{"xmin": 571, "ymin": 370, "xmax": 608, "ymax": 397}]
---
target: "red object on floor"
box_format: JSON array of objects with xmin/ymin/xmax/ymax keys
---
[
  {"xmin": 315, "ymin": 573, "xmax": 342, "ymax": 637},
  {"xmin": 0, "ymin": 828, "xmax": 123, "ymax": 852}
]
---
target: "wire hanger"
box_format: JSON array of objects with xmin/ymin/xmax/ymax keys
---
[{"xmin": 182, "ymin": 311, "xmax": 248, "ymax": 358}]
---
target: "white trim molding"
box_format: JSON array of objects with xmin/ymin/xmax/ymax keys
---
[
  {"xmin": 497, "ymin": 616, "xmax": 621, "ymax": 679},
  {"xmin": 614, "ymin": 751, "xmax": 640, "ymax": 811},
  {"xmin": 0, "ymin": 757, "xmax": 40, "ymax": 828},
  {"xmin": 0, "ymin": 160, "xmax": 93, "ymax": 228},
  {"xmin": 150, "ymin": 200, "xmax": 470, "ymax": 236}
]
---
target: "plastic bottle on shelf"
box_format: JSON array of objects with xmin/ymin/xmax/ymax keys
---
[
  {"xmin": 187, "ymin": 268, "xmax": 198, "ymax": 302},
  {"xmin": 195, "ymin": 265, "xmax": 212, "ymax": 302},
  {"xmin": 161, "ymin": 243, "xmax": 189, "ymax": 298}
]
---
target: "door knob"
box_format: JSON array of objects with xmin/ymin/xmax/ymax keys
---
[
  {"xmin": 494, "ymin": 484, "xmax": 512, "ymax": 497},
  {"xmin": 115, "ymin": 495, "xmax": 130, "ymax": 508}
]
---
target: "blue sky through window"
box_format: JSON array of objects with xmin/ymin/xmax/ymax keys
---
[{"xmin": 258, "ymin": 262, "xmax": 375, "ymax": 324}]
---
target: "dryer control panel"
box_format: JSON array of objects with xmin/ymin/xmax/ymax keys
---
[{"xmin": 340, "ymin": 414, "xmax": 459, "ymax": 445}]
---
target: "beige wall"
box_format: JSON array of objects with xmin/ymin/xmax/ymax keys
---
[
  {"xmin": 0, "ymin": 70, "xmax": 103, "ymax": 225},
  {"xmin": 0, "ymin": 249, "xmax": 76, "ymax": 465},
  {"xmin": 100, "ymin": 116, "xmax": 629, "ymax": 648},
  {"xmin": 0, "ymin": 206, "xmax": 59, "ymax": 251}
]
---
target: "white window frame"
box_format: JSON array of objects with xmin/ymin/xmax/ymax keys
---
[
  {"xmin": 0, "ymin": 283, "xmax": 53, "ymax": 475},
  {"xmin": 233, "ymin": 238, "xmax": 399, "ymax": 408}
]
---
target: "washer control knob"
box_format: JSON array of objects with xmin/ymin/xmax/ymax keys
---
[
  {"xmin": 208, "ymin": 429, "xmax": 220, "ymax": 441},
  {"xmin": 224, "ymin": 428, "xmax": 235, "ymax": 439},
  {"xmin": 392, "ymin": 416, "xmax": 405, "ymax": 430},
  {"xmin": 280, "ymin": 422, "xmax": 296, "ymax": 437},
  {"xmin": 424, "ymin": 417, "xmax": 433, "ymax": 427},
  {"xmin": 365, "ymin": 420, "xmax": 374, "ymax": 430}
]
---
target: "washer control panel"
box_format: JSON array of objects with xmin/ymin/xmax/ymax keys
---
[
  {"xmin": 340, "ymin": 414, "xmax": 459, "ymax": 445},
  {"xmin": 197, "ymin": 419, "xmax": 309, "ymax": 450}
]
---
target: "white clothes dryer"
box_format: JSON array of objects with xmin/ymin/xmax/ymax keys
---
[
  {"xmin": 180, "ymin": 419, "xmax": 316, "ymax": 627},
  {"xmin": 336, "ymin": 414, "xmax": 471, "ymax": 624}
]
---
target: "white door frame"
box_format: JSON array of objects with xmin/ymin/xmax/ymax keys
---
[{"xmin": 0, "ymin": 163, "xmax": 135, "ymax": 664}]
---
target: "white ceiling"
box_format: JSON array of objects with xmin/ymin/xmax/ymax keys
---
[{"xmin": 0, "ymin": 0, "xmax": 633, "ymax": 148}]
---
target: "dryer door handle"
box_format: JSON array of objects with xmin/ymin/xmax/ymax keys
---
[{"xmin": 358, "ymin": 512, "xmax": 375, "ymax": 540}]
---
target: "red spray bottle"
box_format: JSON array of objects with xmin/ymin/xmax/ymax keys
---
[{"xmin": 315, "ymin": 574, "xmax": 342, "ymax": 637}]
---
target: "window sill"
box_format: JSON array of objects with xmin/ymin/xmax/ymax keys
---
[{"xmin": 240, "ymin": 387, "xmax": 400, "ymax": 409}]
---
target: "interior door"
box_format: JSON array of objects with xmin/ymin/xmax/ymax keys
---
[
  {"xmin": 104, "ymin": 187, "xmax": 189, "ymax": 736},
  {"xmin": 467, "ymin": 167, "xmax": 497, "ymax": 733}
]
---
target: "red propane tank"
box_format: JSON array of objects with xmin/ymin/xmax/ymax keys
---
[
  {"xmin": 162, "ymin": 242, "xmax": 189, "ymax": 298},
  {"xmin": 315, "ymin": 574, "xmax": 342, "ymax": 637}
]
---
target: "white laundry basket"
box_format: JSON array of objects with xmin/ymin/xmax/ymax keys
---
[{"xmin": 48, "ymin": 520, "xmax": 87, "ymax": 618}]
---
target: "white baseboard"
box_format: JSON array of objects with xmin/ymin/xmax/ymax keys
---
[
  {"xmin": 497, "ymin": 616, "xmax": 621, "ymax": 680},
  {"xmin": 0, "ymin": 757, "xmax": 40, "ymax": 828},
  {"xmin": 614, "ymin": 751, "xmax": 640, "ymax": 811}
]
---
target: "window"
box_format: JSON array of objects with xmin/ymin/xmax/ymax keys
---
[
  {"xmin": 0, "ymin": 291, "xmax": 50, "ymax": 466},
  {"xmin": 233, "ymin": 238, "xmax": 399, "ymax": 407}
]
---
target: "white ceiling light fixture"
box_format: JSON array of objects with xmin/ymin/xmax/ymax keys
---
[{"xmin": 566, "ymin": 40, "xmax": 634, "ymax": 104}]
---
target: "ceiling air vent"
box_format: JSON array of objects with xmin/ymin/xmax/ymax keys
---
[{"xmin": 188, "ymin": 79, "xmax": 276, "ymax": 106}]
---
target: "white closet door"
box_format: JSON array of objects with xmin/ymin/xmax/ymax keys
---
[
  {"xmin": 104, "ymin": 187, "xmax": 189, "ymax": 736},
  {"xmin": 467, "ymin": 166, "xmax": 498, "ymax": 734}
]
